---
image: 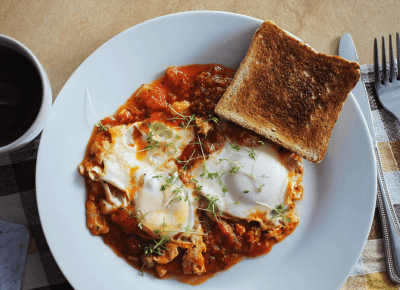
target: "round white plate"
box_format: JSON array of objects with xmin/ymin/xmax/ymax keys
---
[{"xmin": 36, "ymin": 11, "xmax": 376, "ymax": 290}]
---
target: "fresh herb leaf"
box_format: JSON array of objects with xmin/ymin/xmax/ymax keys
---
[
  {"xmin": 219, "ymin": 159, "xmax": 243, "ymax": 175},
  {"xmin": 210, "ymin": 117, "xmax": 218, "ymax": 123},
  {"xmin": 207, "ymin": 171, "xmax": 219, "ymax": 179},
  {"xmin": 205, "ymin": 194, "xmax": 221, "ymax": 217},
  {"xmin": 271, "ymin": 203, "xmax": 291, "ymax": 223},
  {"xmin": 229, "ymin": 165, "xmax": 242, "ymax": 175},
  {"xmin": 248, "ymin": 149, "xmax": 256, "ymax": 160},
  {"xmin": 230, "ymin": 141, "xmax": 241, "ymax": 152},
  {"xmin": 134, "ymin": 212, "xmax": 149, "ymax": 230},
  {"xmin": 95, "ymin": 121, "xmax": 108, "ymax": 131},
  {"xmin": 222, "ymin": 186, "xmax": 228, "ymax": 197}
]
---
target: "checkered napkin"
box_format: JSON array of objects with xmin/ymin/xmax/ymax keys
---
[
  {"xmin": 340, "ymin": 64, "xmax": 400, "ymax": 290},
  {"xmin": 1, "ymin": 64, "xmax": 400, "ymax": 290},
  {"xmin": 0, "ymin": 138, "xmax": 72, "ymax": 289}
]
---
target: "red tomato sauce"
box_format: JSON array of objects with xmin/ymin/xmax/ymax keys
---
[{"xmin": 80, "ymin": 64, "xmax": 300, "ymax": 285}]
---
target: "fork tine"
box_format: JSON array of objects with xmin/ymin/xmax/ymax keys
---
[
  {"xmin": 390, "ymin": 34, "xmax": 395, "ymax": 82},
  {"xmin": 374, "ymin": 38, "xmax": 381, "ymax": 87},
  {"xmin": 397, "ymin": 32, "xmax": 400, "ymax": 81},
  {"xmin": 382, "ymin": 36, "xmax": 388, "ymax": 84}
]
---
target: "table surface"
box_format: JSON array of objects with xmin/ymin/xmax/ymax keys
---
[{"xmin": 2, "ymin": 1, "xmax": 400, "ymax": 290}]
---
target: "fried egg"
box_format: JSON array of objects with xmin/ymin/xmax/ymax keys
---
[
  {"xmin": 191, "ymin": 140, "xmax": 302, "ymax": 227},
  {"xmin": 87, "ymin": 119, "xmax": 196, "ymax": 237},
  {"xmin": 134, "ymin": 171, "xmax": 195, "ymax": 238}
]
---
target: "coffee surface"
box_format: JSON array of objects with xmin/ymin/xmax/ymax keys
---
[{"xmin": 0, "ymin": 46, "xmax": 42, "ymax": 147}]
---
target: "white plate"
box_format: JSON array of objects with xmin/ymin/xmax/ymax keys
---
[{"xmin": 36, "ymin": 11, "xmax": 377, "ymax": 290}]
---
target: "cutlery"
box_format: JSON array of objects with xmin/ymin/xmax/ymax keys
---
[
  {"xmin": 374, "ymin": 34, "xmax": 400, "ymax": 123},
  {"xmin": 339, "ymin": 33, "xmax": 400, "ymax": 283}
]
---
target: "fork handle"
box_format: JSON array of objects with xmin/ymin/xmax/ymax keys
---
[{"xmin": 375, "ymin": 147, "xmax": 400, "ymax": 282}]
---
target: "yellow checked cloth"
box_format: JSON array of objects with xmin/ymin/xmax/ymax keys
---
[{"xmin": 341, "ymin": 64, "xmax": 400, "ymax": 289}]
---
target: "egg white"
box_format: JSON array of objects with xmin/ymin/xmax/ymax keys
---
[
  {"xmin": 88, "ymin": 119, "xmax": 196, "ymax": 237},
  {"xmin": 191, "ymin": 141, "xmax": 299, "ymax": 226}
]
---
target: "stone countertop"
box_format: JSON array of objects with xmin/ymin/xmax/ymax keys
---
[{"xmin": 1, "ymin": 0, "xmax": 399, "ymax": 102}]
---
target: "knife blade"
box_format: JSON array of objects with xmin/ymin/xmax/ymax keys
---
[
  {"xmin": 339, "ymin": 33, "xmax": 400, "ymax": 284},
  {"xmin": 339, "ymin": 34, "xmax": 375, "ymax": 142}
]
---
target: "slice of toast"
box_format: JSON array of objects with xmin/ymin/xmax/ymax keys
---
[{"xmin": 215, "ymin": 21, "xmax": 360, "ymax": 163}]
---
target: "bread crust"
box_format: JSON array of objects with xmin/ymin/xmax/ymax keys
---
[{"xmin": 215, "ymin": 21, "xmax": 360, "ymax": 163}]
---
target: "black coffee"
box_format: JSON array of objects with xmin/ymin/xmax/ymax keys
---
[{"xmin": 0, "ymin": 45, "xmax": 42, "ymax": 147}]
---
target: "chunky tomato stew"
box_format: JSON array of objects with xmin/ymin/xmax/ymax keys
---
[{"xmin": 79, "ymin": 64, "xmax": 303, "ymax": 284}]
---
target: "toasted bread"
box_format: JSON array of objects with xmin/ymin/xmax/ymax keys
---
[{"xmin": 215, "ymin": 21, "xmax": 360, "ymax": 163}]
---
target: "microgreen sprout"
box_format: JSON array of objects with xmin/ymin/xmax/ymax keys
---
[
  {"xmin": 175, "ymin": 150, "xmax": 199, "ymax": 171},
  {"xmin": 159, "ymin": 170, "xmax": 178, "ymax": 191},
  {"xmin": 144, "ymin": 232, "xmax": 170, "ymax": 256},
  {"xmin": 219, "ymin": 158, "xmax": 267, "ymax": 192},
  {"xmin": 230, "ymin": 141, "xmax": 241, "ymax": 151},
  {"xmin": 197, "ymin": 133, "xmax": 217, "ymax": 180},
  {"xmin": 205, "ymin": 194, "xmax": 222, "ymax": 217},
  {"xmin": 248, "ymin": 149, "xmax": 256, "ymax": 160},
  {"xmin": 167, "ymin": 104, "xmax": 218, "ymax": 132},
  {"xmin": 95, "ymin": 121, "xmax": 108, "ymax": 131},
  {"xmin": 219, "ymin": 158, "xmax": 243, "ymax": 175},
  {"xmin": 167, "ymin": 105, "xmax": 195, "ymax": 131},
  {"xmin": 271, "ymin": 203, "xmax": 291, "ymax": 223},
  {"xmin": 134, "ymin": 212, "xmax": 150, "ymax": 230},
  {"xmin": 225, "ymin": 135, "xmax": 256, "ymax": 160},
  {"xmin": 143, "ymin": 122, "xmax": 161, "ymax": 150},
  {"xmin": 164, "ymin": 184, "xmax": 188, "ymax": 206},
  {"xmin": 222, "ymin": 185, "xmax": 228, "ymax": 197}
]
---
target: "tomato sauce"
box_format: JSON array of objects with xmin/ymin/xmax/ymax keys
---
[{"xmin": 80, "ymin": 64, "xmax": 300, "ymax": 284}]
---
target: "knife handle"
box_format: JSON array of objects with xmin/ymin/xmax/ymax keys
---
[{"xmin": 375, "ymin": 148, "xmax": 400, "ymax": 283}]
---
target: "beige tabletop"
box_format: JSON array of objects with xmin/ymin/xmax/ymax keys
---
[{"xmin": 1, "ymin": 1, "xmax": 400, "ymax": 290}]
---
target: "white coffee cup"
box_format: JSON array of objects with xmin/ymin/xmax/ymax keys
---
[{"xmin": 0, "ymin": 35, "xmax": 52, "ymax": 155}]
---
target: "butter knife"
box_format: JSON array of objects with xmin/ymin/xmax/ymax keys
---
[{"xmin": 339, "ymin": 33, "xmax": 400, "ymax": 283}]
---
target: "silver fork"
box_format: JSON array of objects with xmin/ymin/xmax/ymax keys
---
[
  {"xmin": 374, "ymin": 33, "xmax": 400, "ymax": 122},
  {"xmin": 374, "ymin": 33, "xmax": 400, "ymax": 283}
]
